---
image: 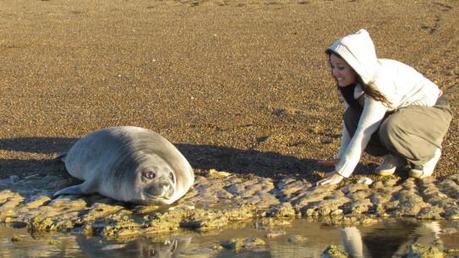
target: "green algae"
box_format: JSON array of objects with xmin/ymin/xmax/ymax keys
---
[
  {"xmin": 321, "ymin": 245, "xmax": 348, "ymax": 258},
  {"xmin": 407, "ymin": 243, "xmax": 444, "ymax": 258},
  {"xmin": 220, "ymin": 237, "xmax": 266, "ymax": 252}
]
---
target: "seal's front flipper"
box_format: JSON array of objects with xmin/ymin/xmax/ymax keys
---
[
  {"xmin": 54, "ymin": 152, "xmax": 67, "ymax": 162},
  {"xmin": 54, "ymin": 185, "xmax": 84, "ymax": 197},
  {"xmin": 54, "ymin": 182, "xmax": 94, "ymax": 197}
]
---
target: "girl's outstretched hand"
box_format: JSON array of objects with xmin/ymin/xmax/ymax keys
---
[{"xmin": 316, "ymin": 172, "xmax": 344, "ymax": 186}]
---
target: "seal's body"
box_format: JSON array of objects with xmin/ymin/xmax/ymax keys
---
[{"xmin": 54, "ymin": 126, "xmax": 194, "ymax": 205}]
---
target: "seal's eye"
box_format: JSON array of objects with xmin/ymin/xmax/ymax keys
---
[
  {"xmin": 142, "ymin": 170, "xmax": 156, "ymax": 180},
  {"xmin": 169, "ymin": 171, "xmax": 175, "ymax": 182}
]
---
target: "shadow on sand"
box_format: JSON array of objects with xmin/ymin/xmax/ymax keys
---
[
  {"xmin": 177, "ymin": 143, "xmax": 322, "ymax": 179},
  {"xmin": 0, "ymin": 137, "xmax": 77, "ymax": 178},
  {"xmin": 0, "ymin": 137, "xmax": 325, "ymax": 180}
]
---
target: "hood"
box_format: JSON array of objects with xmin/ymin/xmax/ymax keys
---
[{"xmin": 327, "ymin": 29, "xmax": 379, "ymax": 84}]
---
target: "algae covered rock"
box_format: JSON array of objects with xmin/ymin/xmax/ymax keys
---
[
  {"xmin": 0, "ymin": 190, "xmax": 24, "ymax": 222},
  {"xmin": 417, "ymin": 206, "xmax": 444, "ymax": 220},
  {"xmin": 321, "ymin": 244, "xmax": 348, "ymax": 258},
  {"xmin": 394, "ymin": 190, "xmax": 428, "ymax": 217},
  {"xmin": 266, "ymin": 202, "xmax": 296, "ymax": 218},
  {"xmin": 2, "ymin": 165, "xmax": 459, "ymax": 240},
  {"xmin": 180, "ymin": 209, "xmax": 229, "ymax": 232},
  {"xmin": 406, "ymin": 243, "xmax": 444, "ymax": 258},
  {"xmin": 221, "ymin": 237, "xmax": 266, "ymax": 252}
]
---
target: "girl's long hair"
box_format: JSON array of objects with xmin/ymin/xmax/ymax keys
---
[
  {"xmin": 326, "ymin": 50, "xmax": 392, "ymax": 107},
  {"xmin": 356, "ymin": 77, "xmax": 392, "ymax": 107}
]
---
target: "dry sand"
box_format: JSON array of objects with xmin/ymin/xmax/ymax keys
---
[{"xmin": 0, "ymin": 0, "xmax": 457, "ymax": 181}]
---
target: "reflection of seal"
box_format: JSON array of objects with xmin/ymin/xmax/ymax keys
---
[
  {"xmin": 76, "ymin": 235, "xmax": 192, "ymax": 258},
  {"xmin": 54, "ymin": 126, "xmax": 194, "ymax": 205}
]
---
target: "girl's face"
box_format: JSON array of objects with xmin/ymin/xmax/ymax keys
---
[{"xmin": 329, "ymin": 54, "xmax": 357, "ymax": 87}]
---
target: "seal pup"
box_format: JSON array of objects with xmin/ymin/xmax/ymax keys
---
[{"xmin": 54, "ymin": 126, "xmax": 194, "ymax": 205}]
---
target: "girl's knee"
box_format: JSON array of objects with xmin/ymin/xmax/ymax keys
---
[{"xmin": 378, "ymin": 118, "xmax": 400, "ymax": 147}]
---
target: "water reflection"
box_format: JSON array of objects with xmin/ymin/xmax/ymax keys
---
[
  {"xmin": 0, "ymin": 220, "xmax": 457, "ymax": 258},
  {"xmin": 339, "ymin": 221, "xmax": 442, "ymax": 258},
  {"xmin": 75, "ymin": 235, "xmax": 192, "ymax": 258}
]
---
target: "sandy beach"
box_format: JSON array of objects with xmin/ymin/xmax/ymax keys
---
[{"xmin": 1, "ymin": 3, "xmax": 459, "ymax": 255}]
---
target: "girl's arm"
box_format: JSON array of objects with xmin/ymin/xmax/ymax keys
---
[
  {"xmin": 335, "ymin": 96, "xmax": 387, "ymax": 178},
  {"xmin": 317, "ymin": 97, "xmax": 387, "ymax": 186},
  {"xmin": 337, "ymin": 123, "xmax": 351, "ymax": 160}
]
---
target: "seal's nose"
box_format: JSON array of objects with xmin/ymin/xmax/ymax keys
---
[{"xmin": 145, "ymin": 181, "xmax": 173, "ymax": 197}]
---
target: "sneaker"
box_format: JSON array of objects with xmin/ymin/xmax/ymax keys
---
[
  {"xmin": 409, "ymin": 148, "xmax": 441, "ymax": 179},
  {"xmin": 376, "ymin": 154, "xmax": 406, "ymax": 176}
]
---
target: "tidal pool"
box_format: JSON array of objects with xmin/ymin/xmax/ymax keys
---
[{"xmin": 1, "ymin": 219, "xmax": 458, "ymax": 257}]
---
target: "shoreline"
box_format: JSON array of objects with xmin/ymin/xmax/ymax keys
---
[{"xmin": 1, "ymin": 169, "xmax": 459, "ymax": 238}]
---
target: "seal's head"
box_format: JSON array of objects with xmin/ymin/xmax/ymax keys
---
[
  {"xmin": 133, "ymin": 154, "xmax": 177, "ymax": 205},
  {"xmin": 110, "ymin": 153, "xmax": 177, "ymax": 205}
]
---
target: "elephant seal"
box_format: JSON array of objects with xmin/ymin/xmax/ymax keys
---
[{"xmin": 54, "ymin": 126, "xmax": 194, "ymax": 205}]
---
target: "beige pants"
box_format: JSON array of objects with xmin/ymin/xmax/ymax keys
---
[{"xmin": 344, "ymin": 95, "xmax": 452, "ymax": 166}]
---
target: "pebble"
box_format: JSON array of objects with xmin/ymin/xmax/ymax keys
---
[{"xmin": 357, "ymin": 177, "xmax": 373, "ymax": 185}]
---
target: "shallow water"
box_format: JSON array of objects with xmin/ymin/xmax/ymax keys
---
[{"xmin": 1, "ymin": 219, "xmax": 458, "ymax": 257}]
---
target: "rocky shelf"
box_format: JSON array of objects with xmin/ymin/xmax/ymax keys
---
[{"xmin": 1, "ymin": 169, "xmax": 459, "ymax": 240}]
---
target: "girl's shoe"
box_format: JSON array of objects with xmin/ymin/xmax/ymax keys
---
[
  {"xmin": 409, "ymin": 148, "xmax": 441, "ymax": 179},
  {"xmin": 376, "ymin": 154, "xmax": 406, "ymax": 176}
]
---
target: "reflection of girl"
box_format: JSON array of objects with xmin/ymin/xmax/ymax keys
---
[
  {"xmin": 339, "ymin": 227, "xmax": 366, "ymax": 258},
  {"xmin": 317, "ymin": 29, "xmax": 452, "ymax": 186},
  {"xmin": 339, "ymin": 222, "xmax": 442, "ymax": 258}
]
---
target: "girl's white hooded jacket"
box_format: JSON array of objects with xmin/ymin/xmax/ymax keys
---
[{"xmin": 327, "ymin": 29, "xmax": 441, "ymax": 178}]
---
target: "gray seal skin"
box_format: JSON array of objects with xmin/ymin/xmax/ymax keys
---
[{"xmin": 54, "ymin": 126, "xmax": 194, "ymax": 205}]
